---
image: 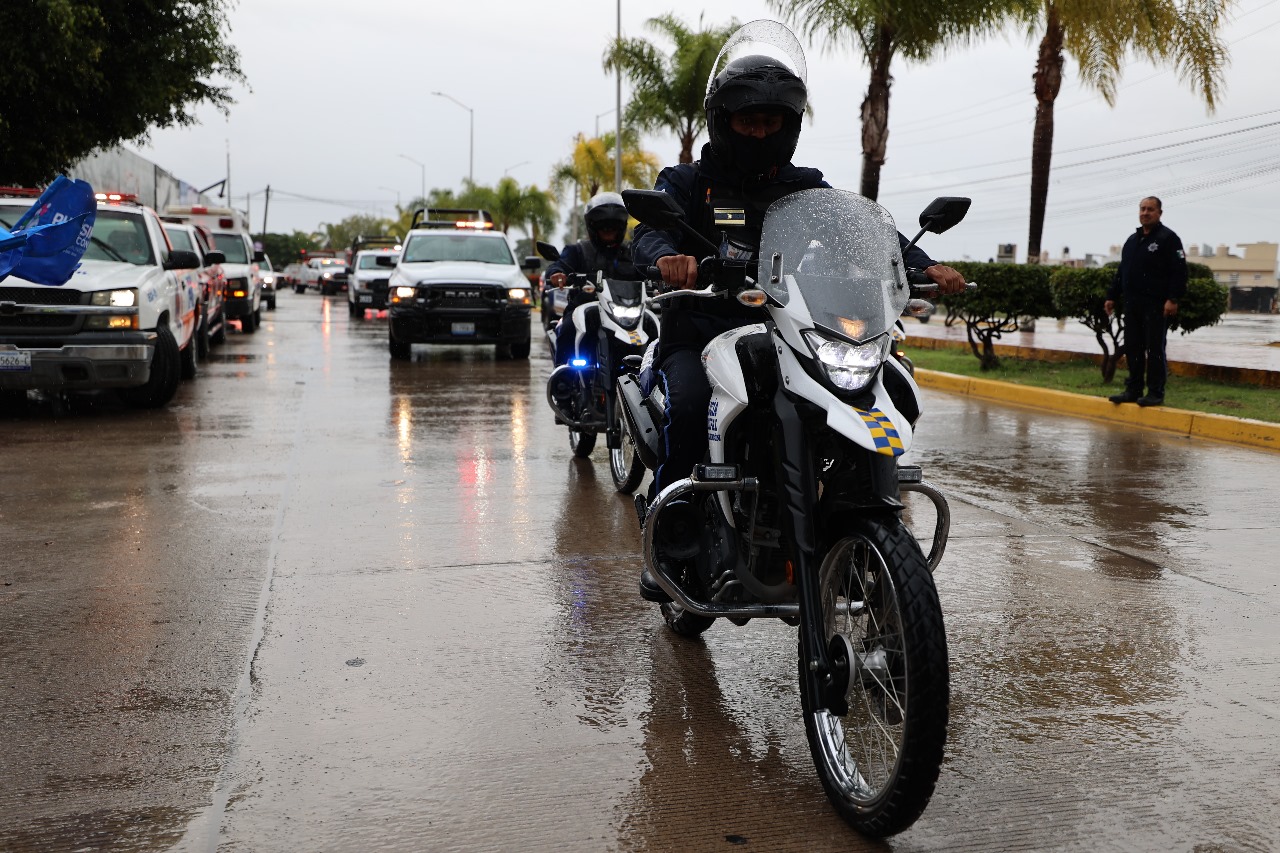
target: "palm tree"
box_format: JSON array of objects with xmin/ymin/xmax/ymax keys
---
[
  {"xmin": 550, "ymin": 130, "xmax": 661, "ymax": 204},
  {"xmin": 490, "ymin": 177, "xmax": 558, "ymax": 245},
  {"xmin": 771, "ymin": 0, "xmax": 1011, "ymax": 201},
  {"xmin": 1020, "ymin": 0, "xmax": 1230, "ymax": 263},
  {"xmin": 604, "ymin": 14, "xmax": 741, "ymax": 164}
]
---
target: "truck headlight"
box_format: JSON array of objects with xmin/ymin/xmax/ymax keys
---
[
  {"xmin": 90, "ymin": 288, "xmax": 137, "ymax": 307},
  {"xmin": 802, "ymin": 330, "xmax": 888, "ymax": 392},
  {"xmin": 391, "ymin": 285, "xmax": 416, "ymax": 303},
  {"xmin": 508, "ymin": 288, "xmax": 530, "ymax": 304}
]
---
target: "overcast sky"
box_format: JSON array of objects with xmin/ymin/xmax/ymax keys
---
[{"xmin": 134, "ymin": 0, "xmax": 1280, "ymax": 264}]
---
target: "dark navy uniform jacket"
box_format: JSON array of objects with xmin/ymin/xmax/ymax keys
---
[
  {"xmin": 545, "ymin": 240, "xmax": 632, "ymax": 282},
  {"xmin": 1107, "ymin": 222, "xmax": 1188, "ymax": 303},
  {"xmin": 633, "ymin": 143, "xmax": 937, "ymax": 358}
]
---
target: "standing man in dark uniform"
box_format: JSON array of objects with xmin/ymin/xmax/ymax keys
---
[{"xmin": 1105, "ymin": 196, "xmax": 1188, "ymax": 407}]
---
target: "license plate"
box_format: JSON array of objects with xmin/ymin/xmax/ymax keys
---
[
  {"xmin": 451, "ymin": 322, "xmax": 476, "ymax": 336},
  {"xmin": 359, "ymin": 294, "xmax": 372, "ymax": 303},
  {"xmin": 0, "ymin": 350, "xmax": 32, "ymax": 371}
]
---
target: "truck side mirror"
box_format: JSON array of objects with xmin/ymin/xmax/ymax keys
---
[
  {"xmin": 204, "ymin": 251, "xmax": 225, "ymax": 266},
  {"xmin": 253, "ymin": 250, "xmax": 266, "ymax": 263},
  {"xmin": 164, "ymin": 250, "xmax": 200, "ymax": 270}
]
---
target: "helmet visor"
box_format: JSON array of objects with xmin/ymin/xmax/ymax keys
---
[{"xmin": 707, "ymin": 20, "xmax": 808, "ymax": 96}]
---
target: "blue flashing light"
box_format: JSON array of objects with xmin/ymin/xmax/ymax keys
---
[{"xmin": 570, "ymin": 358, "xmax": 589, "ymax": 368}]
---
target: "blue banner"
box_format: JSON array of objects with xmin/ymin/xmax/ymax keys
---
[{"xmin": 0, "ymin": 176, "xmax": 96, "ymax": 286}]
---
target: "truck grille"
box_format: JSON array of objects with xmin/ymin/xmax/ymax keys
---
[
  {"xmin": 0, "ymin": 287, "xmax": 84, "ymax": 331},
  {"xmin": 426, "ymin": 283, "xmax": 501, "ymax": 308}
]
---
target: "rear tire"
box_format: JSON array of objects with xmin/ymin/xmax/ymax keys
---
[
  {"xmin": 509, "ymin": 336, "xmax": 531, "ymax": 360},
  {"xmin": 568, "ymin": 428, "xmax": 596, "ymax": 458},
  {"xmin": 241, "ymin": 311, "xmax": 257, "ymax": 334},
  {"xmin": 610, "ymin": 394, "xmax": 645, "ymax": 494},
  {"xmin": 195, "ymin": 309, "xmax": 210, "ymax": 360},
  {"xmin": 179, "ymin": 336, "xmax": 198, "ymax": 381},
  {"xmin": 800, "ymin": 515, "xmax": 949, "ymax": 838},
  {"xmin": 120, "ymin": 325, "xmax": 181, "ymax": 409},
  {"xmin": 210, "ymin": 309, "xmax": 226, "ymax": 345}
]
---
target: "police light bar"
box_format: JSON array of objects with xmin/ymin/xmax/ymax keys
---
[
  {"xmin": 0, "ymin": 187, "xmax": 44, "ymax": 198},
  {"xmin": 455, "ymin": 220, "xmax": 494, "ymax": 230},
  {"xmin": 95, "ymin": 192, "xmax": 139, "ymax": 203}
]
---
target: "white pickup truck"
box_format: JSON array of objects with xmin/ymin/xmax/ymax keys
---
[{"xmin": 0, "ymin": 191, "xmax": 205, "ymax": 408}]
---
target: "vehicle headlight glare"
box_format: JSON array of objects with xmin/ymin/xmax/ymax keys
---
[
  {"xmin": 612, "ymin": 304, "xmax": 641, "ymax": 321},
  {"xmin": 90, "ymin": 288, "xmax": 137, "ymax": 307},
  {"xmin": 508, "ymin": 288, "xmax": 530, "ymax": 302},
  {"xmin": 803, "ymin": 331, "xmax": 886, "ymax": 392},
  {"xmin": 393, "ymin": 286, "xmax": 416, "ymax": 299}
]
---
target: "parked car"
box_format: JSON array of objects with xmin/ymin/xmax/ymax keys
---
[
  {"xmin": 1, "ymin": 189, "xmax": 203, "ymax": 407},
  {"xmin": 256, "ymin": 253, "xmax": 278, "ymax": 310},
  {"xmin": 162, "ymin": 205, "xmax": 262, "ymax": 333},
  {"xmin": 347, "ymin": 235, "xmax": 401, "ymax": 317},
  {"xmin": 162, "ymin": 220, "xmax": 228, "ymax": 353}
]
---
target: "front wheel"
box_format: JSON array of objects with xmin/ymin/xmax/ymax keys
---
[
  {"xmin": 610, "ymin": 394, "xmax": 645, "ymax": 493},
  {"xmin": 119, "ymin": 325, "xmax": 181, "ymax": 409},
  {"xmin": 800, "ymin": 515, "xmax": 949, "ymax": 838},
  {"xmin": 389, "ymin": 333, "xmax": 412, "ymax": 361}
]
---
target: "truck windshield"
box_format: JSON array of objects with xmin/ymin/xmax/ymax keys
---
[
  {"xmin": 402, "ymin": 234, "xmax": 514, "ymax": 265},
  {"xmin": 213, "ymin": 232, "xmax": 249, "ymax": 264},
  {"xmin": 85, "ymin": 212, "xmax": 154, "ymax": 266},
  {"xmin": 359, "ymin": 254, "xmax": 398, "ymax": 269}
]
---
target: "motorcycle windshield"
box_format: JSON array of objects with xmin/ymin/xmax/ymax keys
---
[
  {"xmin": 607, "ymin": 279, "xmax": 642, "ymax": 305},
  {"xmin": 759, "ymin": 188, "xmax": 908, "ymax": 344}
]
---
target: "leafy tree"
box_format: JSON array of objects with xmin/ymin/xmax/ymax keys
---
[
  {"xmin": 1048, "ymin": 266, "xmax": 1123, "ymax": 380},
  {"xmin": 0, "ymin": 0, "xmax": 243, "ymax": 184},
  {"xmin": 550, "ymin": 130, "xmax": 661, "ymax": 205},
  {"xmin": 604, "ymin": 14, "xmax": 741, "ymax": 164},
  {"xmin": 1017, "ymin": 0, "xmax": 1230, "ymax": 263},
  {"xmin": 770, "ymin": 0, "xmax": 1011, "ymax": 200},
  {"xmin": 316, "ymin": 214, "xmax": 396, "ymax": 253},
  {"xmin": 258, "ymin": 231, "xmax": 320, "ymax": 268},
  {"xmin": 940, "ymin": 261, "xmax": 1059, "ymax": 369}
]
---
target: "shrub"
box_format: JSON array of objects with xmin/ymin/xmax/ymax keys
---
[{"xmin": 938, "ymin": 262, "xmax": 1058, "ymax": 369}]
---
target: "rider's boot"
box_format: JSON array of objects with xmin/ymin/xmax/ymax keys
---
[{"xmin": 639, "ymin": 564, "xmax": 674, "ymax": 603}]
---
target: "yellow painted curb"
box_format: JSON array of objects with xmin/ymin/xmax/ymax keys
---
[{"xmin": 915, "ymin": 369, "xmax": 1280, "ymax": 453}]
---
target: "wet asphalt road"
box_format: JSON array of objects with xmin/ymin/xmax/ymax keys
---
[{"xmin": 2, "ymin": 292, "xmax": 1278, "ymax": 852}]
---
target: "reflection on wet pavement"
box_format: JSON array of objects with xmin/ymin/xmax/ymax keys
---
[{"xmin": 2, "ymin": 293, "xmax": 1277, "ymax": 852}]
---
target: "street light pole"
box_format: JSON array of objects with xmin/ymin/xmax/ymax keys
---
[
  {"xmin": 503, "ymin": 161, "xmax": 530, "ymax": 177},
  {"xmin": 398, "ymin": 154, "xmax": 425, "ymax": 205},
  {"xmin": 615, "ymin": 0, "xmax": 623, "ymax": 192},
  {"xmin": 432, "ymin": 91, "xmax": 474, "ymax": 184},
  {"xmin": 595, "ymin": 108, "xmax": 614, "ymax": 138}
]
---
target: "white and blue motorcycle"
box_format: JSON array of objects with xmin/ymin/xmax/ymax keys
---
[
  {"xmin": 540, "ymin": 247, "xmax": 660, "ymax": 492},
  {"xmin": 617, "ymin": 187, "xmax": 970, "ymax": 837}
]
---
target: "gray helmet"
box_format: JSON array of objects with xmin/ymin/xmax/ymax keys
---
[{"xmin": 583, "ymin": 192, "xmax": 628, "ymax": 249}]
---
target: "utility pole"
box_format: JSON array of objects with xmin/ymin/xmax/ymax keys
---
[
  {"xmin": 262, "ymin": 185, "xmax": 271, "ymax": 235},
  {"xmin": 615, "ymin": 0, "xmax": 623, "ymax": 192}
]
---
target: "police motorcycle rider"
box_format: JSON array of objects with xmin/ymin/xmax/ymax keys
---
[
  {"xmin": 631, "ymin": 34, "xmax": 968, "ymax": 602},
  {"xmin": 546, "ymin": 192, "xmax": 636, "ymax": 376}
]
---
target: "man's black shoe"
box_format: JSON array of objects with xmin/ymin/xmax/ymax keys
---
[
  {"xmin": 639, "ymin": 567, "xmax": 673, "ymax": 603},
  {"xmin": 1109, "ymin": 390, "xmax": 1142, "ymax": 404},
  {"xmin": 1137, "ymin": 395, "xmax": 1165, "ymax": 407}
]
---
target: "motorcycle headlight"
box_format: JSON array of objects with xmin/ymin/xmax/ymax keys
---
[
  {"xmin": 802, "ymin": 330, "xmax": 888, "ymax": 392},
  {"xmin": 90, "ymin": 288, "xmax": 137, "ymax": 307},
  {"xmin": 611, "ymin": 304, "xmax": 642, "ymax": 322}
]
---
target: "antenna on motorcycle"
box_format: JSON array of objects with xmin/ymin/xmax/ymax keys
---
[
  {"xmin": 621, "ymin": 189, "xmax": 721, "ymax": 258},
  {"xmin": 902, "ymin": 197, "xmax": 972, "ymax": 252}
]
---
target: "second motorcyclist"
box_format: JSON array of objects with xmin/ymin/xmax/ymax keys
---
[
  {"xmin": 546, "ymin": 192, "xmax": 635, "ymax": 377},
  {"xmin": 631, "ymin": 42, "xmax": 967, "ymax": 601}
]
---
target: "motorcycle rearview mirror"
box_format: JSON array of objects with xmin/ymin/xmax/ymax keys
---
[
  {"xmin": 622, "ymin": 189, "xmax": 721, "ymax": 257},
  {"xmin": 535, "ymin": 241, "xmax": 561, "ymax": 262},
  {"xmin": 902, "ymin": 196, "xmax": 972, "ymax": 253},
  {"xmin": 918, "ymin": 197, "xmax": 971, "ymax": 235}
]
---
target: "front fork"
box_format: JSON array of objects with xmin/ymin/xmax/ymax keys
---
[{"xmin": 770, "ymin": 387, "xmax": 841, "ymax": 709}]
